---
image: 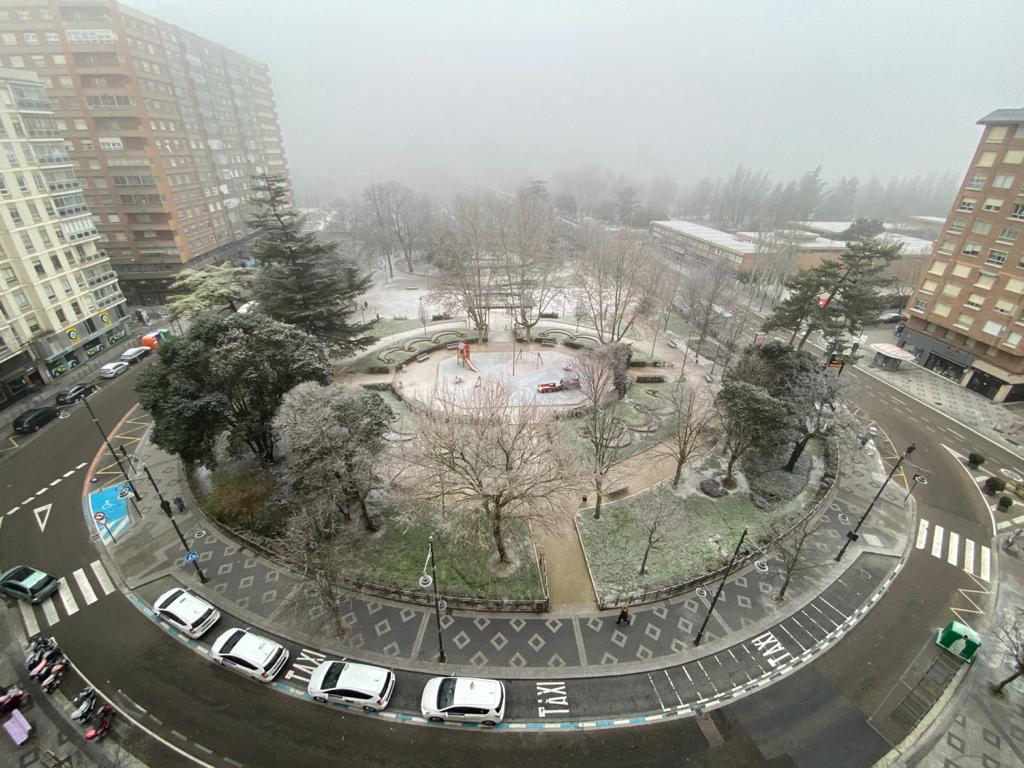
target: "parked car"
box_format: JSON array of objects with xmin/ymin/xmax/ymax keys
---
[
  {"xmin": 55, "ymin": 384, "xmax": 97, "ymax": 405},
  {"xmin": 153, "ymin": 588, "xmax": 221, "ymax": 639},
  {"xmin": 307, "ymin": 660, "xmax": 395, "ymax": 712},
  {"xmin": 420, "ymin": 676, "xmax": 505, "ymax": 725},
  {"xmin": 0, "ymin": 565, "xmax": 59, "ymax": 604},
  {"xmin": 209, "ymin": 628, "xmax": 289, "ymax": 683},
  {"xmin": 877, "ymin": 311, "xmax": 903, "ymax": 324},
  {"xmin": 98, "ymin": 361, "xmax": 130, "ymax": 378},
  {"xmin": 120, "ymin": 347, "xmax": 151, "ymax": 364},
  {"xmin": 12, "ymin": 407, "xmax": 59, "ymax": 434}
]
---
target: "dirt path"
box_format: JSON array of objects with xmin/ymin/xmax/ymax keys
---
[{"xmin": 533, "ymin": 490, "xmax": 599, "ymax": 610}]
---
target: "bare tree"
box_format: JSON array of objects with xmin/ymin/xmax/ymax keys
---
[
  {"xmin": 432, "ymin": 194, "xmax": 499, "ymax": 341},
  {"xmin": 992, "ymin": 609, "xmax": 1024, "ymax": 695},
  {"xmin": 277, "ymin": 506, "xmax": 348, "ymax": 638},
  {"xmin": 362, "ymin": 181, "xmax": 432, "ymax": 273},
  {"xmin": 495, "ymin": 184, "xmax": 564, "ymax": 341},
  {"xmin": 658, "ymin": 383, "xmax": 715, "ymax": 488},
  {"xmin": 773, "ymin": 513, "xmax": 828, "ymax": 601},
  {"xmin": 574, "ymin": 225, "xmax": 657, "ymax": 343},
  {"xmin": 888, "ymin": 255, "xmax": 926, "ymax": 309},
  {"xmin": 575, "ymin": 346, "xmax": 628, "ymax": 519},
  {"xmin": 637, "ymin": 487, "xmax": 676, "ymax": 576},
  {"xmin": 401, "ymin": 382, "xmax": 577, "ymax": 565},
  {"xmin": 683, "ymin": 259, "xmax": 738, "ymax": 358}
]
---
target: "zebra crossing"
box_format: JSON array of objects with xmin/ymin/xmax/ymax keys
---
[
  {"xmin": 17, "ymin": 559, "xmax": 116, "ymax": 637},
  {"xmin": 915, "ymin": 519, "xmax": 991, "ymax": 581}
]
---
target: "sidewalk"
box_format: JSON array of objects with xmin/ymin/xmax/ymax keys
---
[{"xmin": 93, "ymin": 412, "xmax": 913, "ymax": 681}]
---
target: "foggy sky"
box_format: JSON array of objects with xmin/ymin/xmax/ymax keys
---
[{"xmin": 129, "ymin": 0, "xmax": 1022, "ymax": 202}]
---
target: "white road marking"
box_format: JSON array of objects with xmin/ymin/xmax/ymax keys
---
[
  {"xmin": 1014, "ymin": 514, "xmax": 1024, "ymax": 525},
  {"xmin": 980, "ymin": 546, "xmax": 991, "ymax": 582},
  {"xmin": 62, "ymin": 470, "xmax": 75, "ymax": 478},
  {"xmin": 56, "ymin": 578, "xmax": 79, "ymax": 616},
  {"xmin": 41, "ymin": 598, "xmax": 59, "ymax": 626},
  {"xmin": 90, "ymin": 560, "xmax": 115, "ymax": 595},
  {"xmin": 21, "ymin": 498, "xmax": 33, "ymax": 505},
  {"xmin": 964, "ymin": 539, "xmax": 976, "ymax": 575},
  {"xmin": 663, "ymin": 669, "xmax": 683, "ymax": 706},
  {"xmin": 915, "ymin": 519, "xmax": 929, "ymax": 549},
  {"xmin": 947, "ymin": 532, "xmax": 960, "ymax": 566},
  {"xmin": 35, "ymin": 487, "xmax": 48, "ymax": 496},
  {"xmin": 72, "ymin": 568, "xmax": 98, "ymax": 605},
  {"xmin": 75, "ymin": 462, "xmax": 87, "ymax": 469},
  {"xmin": 647, "ymin": 673, "xmax": 667, "ymax": 710},
  {"xmin": 48, "ymin": 478, "xmax": 61, "ymax": 487},
  {"xmin": 6, "ymin": 506, "xmax": 18, "ymax": 515},
  {"xmin": 33, "ymin": 504, "xmax": 51, "ymax": 533},
  {"xmin": 18, "ymin": 600, "xmax": 39, "ymax": 637},
  {"xmin": 931, "ymin": 525, "xmax": 945, "ymax": 558},
  {"xmin": 947, "ymin": 430, "xmax": 966, "ymax": 440}
]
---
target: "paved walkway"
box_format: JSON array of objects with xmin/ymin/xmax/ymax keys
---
[{"xmin": 83, "ymin": 412, "xmax": 913, "ymax": 681}]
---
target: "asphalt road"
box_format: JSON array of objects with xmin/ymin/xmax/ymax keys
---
[{"xmin": 0, "ymin": 344, "xmax": 1012, "ymax": 767}]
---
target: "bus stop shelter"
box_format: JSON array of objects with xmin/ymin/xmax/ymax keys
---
[{"xmin": 871, "ymin": 342, "xmax": 917, "ymax": 371}]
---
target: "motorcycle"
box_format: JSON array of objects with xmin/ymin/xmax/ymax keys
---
[
  {"xmin": 30, "ymin": 647, "xmax": 62, "ymax": 680},
  {"xmin": 42, "ymin": 658, "xmax": 66, "ymax": 694},
  {"xmin": 70, "ymin": 687, "xmax": 96, "ymax": 721},
  {"xmin": 85, "ymin": 704, "xmax": 116, "ymax": 741},
  {"xmin": 25, "ymin": 636, "xmax": 56, "ymax": 669},
  {"xmin": 0, "ymin": 687, "xmax": 29, "ymax": 715}
]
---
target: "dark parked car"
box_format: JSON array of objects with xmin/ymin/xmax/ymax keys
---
[
  {"xmin": 55, "ymin": 383, "xmax": 97, "ymax": 405},
  {"xmin": 12, "ymin": 407, "xmax": 59, "ymax": 434}
]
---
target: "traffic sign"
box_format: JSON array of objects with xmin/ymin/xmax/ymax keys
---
[
  {"xmin": 93, "ymin": 511, "xmax": 106, "ymax": 523},
  {"xmin": 117, "ymin": 485, "xmax": 131, "ymax": 499},
  {"xmin": 913, "ymin": 474, "xmax": 928, "ymax": 486},
  {"xmin": 184, "ymin": 551, "xmax": 199, "ymax": 562}
]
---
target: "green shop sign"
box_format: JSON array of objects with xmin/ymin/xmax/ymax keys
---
[
  {"xmin": 83, "ymin": 339, "xmax": 104, "ymax": 357},
  {"xmin": 48, "ymin": 360, "xmax": 69, "ymax": 378},
  {"xmin": 106, "ymin": 327, "xmax": 127, "ymax": 343}
]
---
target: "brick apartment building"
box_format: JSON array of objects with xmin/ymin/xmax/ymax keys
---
[
  {"xmin": 901, "ymin": 110, "xmax": 1024, "ymax": 402},
  {"xmin": 0, "ymin": 0, "xmax": 289, "ymax": 304}
]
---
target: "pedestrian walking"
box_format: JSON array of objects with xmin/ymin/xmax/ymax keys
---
[{"xmin": 616, "ymin": 607, "xmax": 631, "ymax": 626}]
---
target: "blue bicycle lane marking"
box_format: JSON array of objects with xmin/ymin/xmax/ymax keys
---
[{"xmin": 87, "ymin": 483, "xmax": 132, "ymax": 544}]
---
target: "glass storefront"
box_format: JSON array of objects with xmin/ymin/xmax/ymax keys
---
[{"xmin": 924, "ymin": 352, "xmax": 967, "ymax": 382}]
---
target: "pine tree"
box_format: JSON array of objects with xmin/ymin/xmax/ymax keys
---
[{"xmin": 249, "ymin": 174, "xmax": 372, "ymax": 354}]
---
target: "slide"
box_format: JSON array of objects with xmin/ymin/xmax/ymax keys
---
[{"xmin": 464, "ymin": 358, "xmax": 479, "ymax": 373}]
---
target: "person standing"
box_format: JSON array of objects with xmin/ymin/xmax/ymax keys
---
[{"xmin": 616, "ymin": 607, "xmax": 631, "ymax": 626}]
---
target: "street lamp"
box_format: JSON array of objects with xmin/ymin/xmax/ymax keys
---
[
  {"xmin": 82, "ymin": 395, "xmax": 141, "ymax": 502},
  {"xmin": 694, "ymin": 527, "xmax": 747, "ymax": 646},
  {"xmin": 137, "ymin": 461, "xmax": 207, "ymax": 583},
  {"xmin": 419, "ymin": 535, "xmax": 446, "ymax": 663},
  {"xmin": 835, "ymin": 443, "xmax": 916, "ymax": 562},
  {"xmin": 904, "ymin": 472, "xmax": 928, "ymax": 502}
]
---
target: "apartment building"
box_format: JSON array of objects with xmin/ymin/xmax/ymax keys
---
[
  {"xmin": 0, "ymin": 67, "xmax": 128, "ymax": 406},
  {"xmin": 901, "ymin": 110, "xmax": 1024, "ymax": 402},
  {"xmin": 0, "ymin": 0, "xmax": 289, "ymax": 304}
]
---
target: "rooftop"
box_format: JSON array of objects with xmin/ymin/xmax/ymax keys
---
[{"xmin": 978, "ymin": 108, "xmax": 1024, "ymax": 126}]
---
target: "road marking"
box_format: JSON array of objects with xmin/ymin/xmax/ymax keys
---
[
  {"xmin": 980, "ymin": 546, "xmax": 991, "ymax": 582},
  {"xmin": 948, "ymin": 430, "xmax": 966, "ymax": 440},
  {"xmin": 75, "ymin": 462, "xmax": 87, "ymax": 469},
  {"xmin": 964, "ymin": 539, "xmax": 976, "ymax": 575},
  {"xmin": 536, "ymin": 681, "xmax": 570, "ymax": 718},
  {"xmin": 33, "ymin": 503, "xmax": 52, "ymax": 533},
  {"xmin": 41, "ymin": 598, "xmax": 59, "ymax": 626},
  {"xmin": 931, "ymin": 525, "xmax": 945, "ymax": 558},
  {"xmin": 90, "ymin": 560, "xmax": 115, "ymax": 595},
  {"xmin": 48, "ymin": 478, "xmax": 61, "ymax": 487},
  {"xmin": 35, "ymin": 487, "xmax": 48, "ymax": 496},
  {"xmin": 22, "ymin": 498, "xmax": 34, "ymax": 505},
  {"xmin": 72, "ymin": 568, "xmax": 98, "ymax": 605},
  {"xmin": 647, "ymin": 673, "xmax": 667, "ymax": 710},
  {"xmin": 62, "ymin": 470, "xmax": 75, "ymax": 478},
  {"xmin": 18, "ymin": 600, "xmax": 39, "ymax": 637},
  {"xmin": 947, "ymin": 532, "xmax": 960, "ymax": 566},
  {"xmin": 56, "ymin": 578, "xmax": 79, "ymax": 616},
  {"xmin": 6, "ymin": 506, "xmax": 18, "ymax": 516},
  {"xmin": 662, "ymin": 669, "xmax": 683, "ymax": 706}
]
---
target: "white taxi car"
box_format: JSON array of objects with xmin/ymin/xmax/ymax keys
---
[
  {"xmin": 420, "ymin": 676, "xmax": 505, "ymax": 725},
  {"xmin": 209, "ymin": 628, "xmax": 288, "ymax": 683},
  {"xmin": 307, "ymin": 659, "xmax": 395, "ymax": 712},
  {"xmin": 153, "ymin": 588, "xmax": 220, "ymax": 639}
]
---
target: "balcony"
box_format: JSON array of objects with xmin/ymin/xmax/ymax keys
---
[{"xmin": 87, "ymin": 270, "xmax": 118, "ymax": 288}]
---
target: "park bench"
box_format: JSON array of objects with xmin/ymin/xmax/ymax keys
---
[
  {"xmin": 446, "ymin": 342, "xmax": 459, "ymax": 350},
  {"xmin": 4, "ymin": 709, "xmax": 31, "ymax": 745},
  {"xmin": 541, "ymin": 338, "xmax": 557, "ymax": 347},
  {"xmin": 415, "ymin": 353, "xmax": 430, "ymax": 363},
  {"xmin": 667, "ymin": 339, "xmax": 679, "ymax": 349}
]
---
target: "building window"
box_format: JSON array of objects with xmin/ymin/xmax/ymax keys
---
[
  {"xmin": 937, "ymin": 240, "xmax": 956, "ymax": 254},
  {"xmin": 977, "ymin": 151, "xmax": 997, "ymax": 168},
  {"xmin": 55, "ymin": 308, "xmax": 67, "ymax": 324},
  {"xmin": 972, "ymin": 220, "xmax": 992, "ymax": 235},
  {"xmin": 983, "ymin": 320, "xmax": 1005, "ymax": 336},
  {"xmin": 954, "ymin": 314, "xmax": 974, "ymax": 330},
  {"xmin": 920, "ymin": 279, "xmax": 937, "ymax": 293},
  {"xmin": 1004, "ymin": 332, "xmax": 1023, "ymax": 348},
  {"xmin": 983, "ymin": 198, "xmax": 1003, "ymax": 212},
  {"xmin": 987, "ymin": 249, "xmax": 1009, "ymax": 267},
  {"xmin": 966, "ymin": 173, "xmax": 987, "ymax": 190},
  {"xmin": 1006, "ymin": 150, "xmax": 1024, "ymax": 165},
  {"xmin": 942, "ymin": 284, "xmax": 961, "ymax": 297},
  {"xmin": 957, "ymin": 198, "xmax": 976, "ymax": 212},
  {"xmin": 953, "ymin": 263, "xmax": 972, "ymax": 278},
  {"xmin": 948, "ymin": 219, "xmax": 967, "ymax": 234},
  {"xmin": 934, "ymin": 302, "xmax": 951, "ymax": 318},
  {"xmin": 7, "ymin": 204, "xmax": 22, "ymax": 226},
  {"xmin": 1006, "ymin": 278, "xmax": 1024, "ymax": 294},
  {"xmin": 965, "ymin": 293, "xmax": 985, "ymax": 309},
  {"xmin": 993, "ymin": 173, "xmax": 1015, "ymax": 189},
  {"xmin": 995, "ymin": 299, "xmax": 1017, "ymax": 315},
  {"xmin": 20, "ymin": 233, "xmax": 34, "ymax": 253},
  {"xmin": 998, "ymin": 227, "xmax": 1020, "ymax": 245},
  {"xmin": 912, "ymin": 298, "xmax": 928, "ymax": 312},
  {"xmin": 929, "ymin": 260, "xmax": 948, "ymax": 275},
  {"xmin": 975, "ymin": 273, "xmax": 996, "ymax": 290},
  {"xmin": 943, "ymin": 329, "xmax": 957, "ymax": 341},
  {"xmin": 961, "ymin": 242, "xmax": 982, "ymax": 257},
  {"xmin": 1010, "ymin": 203, "xmax": 1024, "ymax": 221}
]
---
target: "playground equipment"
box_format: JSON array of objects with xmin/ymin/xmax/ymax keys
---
[
  {"xmin": 455, "ymin": 341, "xmax": 480, "ymax": 373},
  {"xmin": 536, "ymin": 372, "xmax": 580, "ymax": 394}
]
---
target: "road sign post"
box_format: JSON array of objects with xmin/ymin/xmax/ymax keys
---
[{"xmin": 93, "ymin": 511, "xmax": 117, "ymax": 544}]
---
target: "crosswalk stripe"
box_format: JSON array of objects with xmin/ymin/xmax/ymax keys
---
[
  {"xmin": 56, "ymin": 578, "xmax": 79, "ymax": 616},
  {"xmin": 980, "ymin": 547, "xmax": 991, "ymax": 582},
  {"xmin": 41, "ymin": 598, "xmax": 59, "ymax": 626},
  {"xmin": 915, "ymin": 519, "xmax": 929, "ymax": 549},
  {"xmin": 90, "ymin": 560, "xmax": 115, "ymax": 595},
  {"xmin": 947, "ymin": 532, "xmax": 960, "ymax": 566},
  {"xmin": 18, "ymin": 600, "xmax": 40, "ymax": 637},
  {"xmin": 931, "ymin": 526, "xmax": 945, "ymax": 558},
  {"xmin": 72, "ymin": 568, "xmax": 98, "ymax": 605},
  {"xmin": 964, "ymin": 539, "xmax": 976, "ymax": 576}
]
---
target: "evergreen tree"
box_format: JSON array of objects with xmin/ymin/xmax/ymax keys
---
[{"xmin": 249, "ymin": 174, "xmax": 372, "ymax": 353}]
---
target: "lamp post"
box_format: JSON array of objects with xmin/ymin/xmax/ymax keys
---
[
  {"xmin": 419, "ymin": 535, "xmax": 446, "ymax": 663},
  {"xmin": 836, "ymin": 444, "xmax": 916, "ymax": 562},
  {"xmin": 694, "ymin": 527, "xmax": 747, "ymax": 646},
  {"xmin": 904, "ymin": 472, "xmax": 928, "ymax": 502},
  {"xmin": 139, "ymin": 462, "xmax": 207, "ymax": 583},
  {"xmin": 82, "ymin": 395, "xmax": 141, "ymax": 502}
]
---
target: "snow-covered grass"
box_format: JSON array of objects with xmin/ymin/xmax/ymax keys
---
[{"xmin": 577, "ymin": 439, "xmax": 825, "ymax": 596}]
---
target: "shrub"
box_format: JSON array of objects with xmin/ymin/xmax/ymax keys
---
[
  {"xmin": 984, "ymin": 476, "xmax": 1007, "ymax": 494},
  {"xmin": 539, "ymin": 312, "xmax": 559, "ymax": 319},
  {"xmin": 635, "ymin": 374, "xmax": 667, "ymax": 383},
  {"xmin": 366, "ymin": 365, "xmax": 391, "ymax": 375},
  {"xmin": 998, "ymin": 495, "xmax": 1014, "ymax": 509},
  {"xmin": 431, "ymin": 314, "xmax": 451, "ymax": 321},
  {"xmin": 201, "ymin": 471, "xmax": 278, "ymax": 535},
  {"xmin": 968, "ymin": 452, "xmax": 986, "ymax": 467}
]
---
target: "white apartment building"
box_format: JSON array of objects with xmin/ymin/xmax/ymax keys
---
[{"xmin": 0, "ymin": 67, "xmax": 127, "ymax": 407}]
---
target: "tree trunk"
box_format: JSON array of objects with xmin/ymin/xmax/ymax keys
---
[
  {"xmin": 227, "ymin": 298, "xmax": 238, "ymax": 312},
  {"xmin": 777, "ymin": 570, "xmax": 793, "ymax": 600},
  {"xmin": 673, "ymin": 458, "xmax": 684, "ymax": 488},
  {"xmin": 785, "ymin": 433, "xmax": 814, "ymax": 472},
  {"xmin": 993, "ymin": 668, "xmax": 1023, "ymax": 694},
  {"xmin": 725, "ymin": 450, "xmax": 739, "ymax": 484},
  {"xmin": 403, "ymin": 249, "xmax": 414, "ymax": 273},
  {"xmin": 358, "ymin": 494, "xmax": 373, "ymax": 530},
  {"xmin": 385, "ymin": 253, "xmax": 395, "ymax": 279},
  {"xmin": 797, "ymin": 324, "xmax": 813, "ymax": 350},
  {"xmin": 593, "ymin": 475, "xmax": 604, "ymax": 520},
  {"xmin": 491, "ymin": 504, "xmax": 509, "ymax": 564},
  {"xmin": 639, "ymin": 544, "xmax": 652, "ymax": 576}
]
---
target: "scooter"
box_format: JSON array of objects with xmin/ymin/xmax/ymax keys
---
[
  {"xmin": 0, "ymin": 687, "xmax": 29, "ymax": 715},
  {"xmin": 30, "ymin": 648, "xmax": 62, "ymax": 679},
  {"xmin": 42, "ymin": 658, "xmax": 66, "ymax": 694},
  {"xmin": 25, "ymin": 636, "xmax": 55, "ymax": 669},
  {"xmin": 85, "ymin": 704, "xmax": 116, "ymax": 741},
  {"xmin": 70, "ymin": 687, "xmax": 95, "ymax": 721}
]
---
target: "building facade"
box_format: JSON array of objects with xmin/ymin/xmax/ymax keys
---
[
  {"xmin": 0, "ymin": 0, "xmax": 289, "ymax": 303},
  {"xmin": 901, "ymin": 110, "xmax": 1024, "ymax": 403},
  {"xmin": 0, "ymin": 67, "xmax": 128, "ymax": 408}
]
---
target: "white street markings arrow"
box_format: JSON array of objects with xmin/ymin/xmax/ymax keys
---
[{"xmin": 34, "ymin": 503, "xmax": 52, "ymax": 533}]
